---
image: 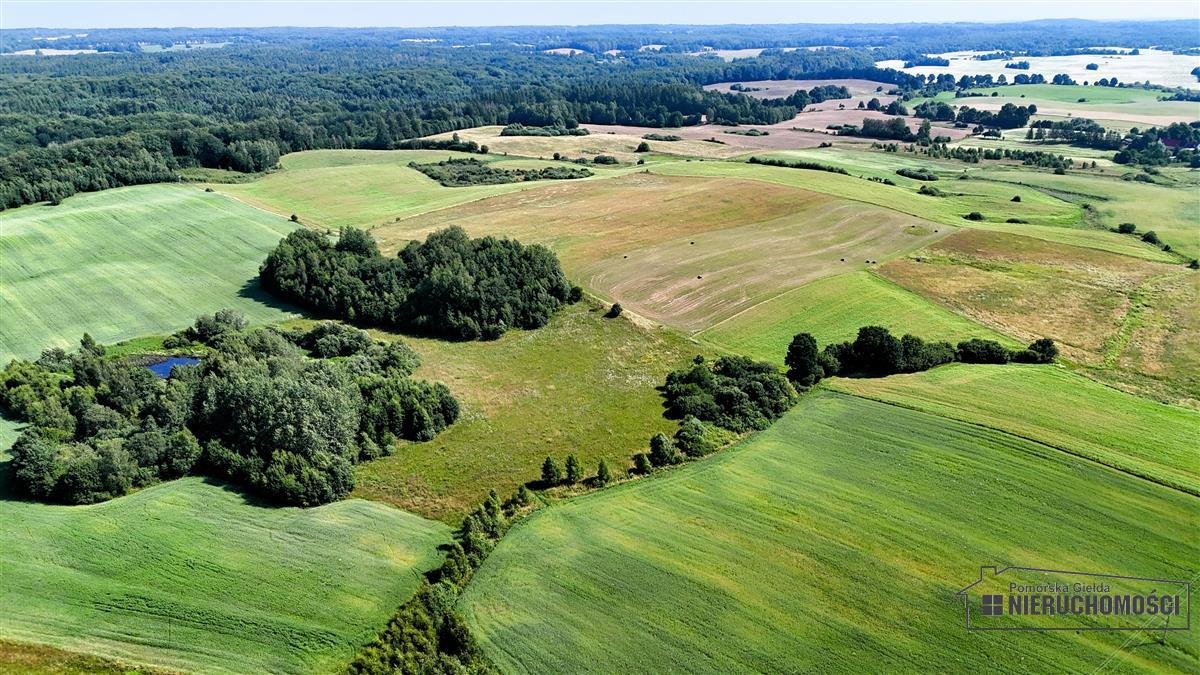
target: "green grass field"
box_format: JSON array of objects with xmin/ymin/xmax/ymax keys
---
[
  {"xmin": 460, "ymin": 391, "xmax": 1199, "ymax": 673},
  {"xmin": 973, "ymin": 167, "xmax": 1200, "ymax": 260},
  {"xmin": 352, "ymin": 301, "xmax": 705, "ymax": 522},
  {"xmin": 216, "ymin": 149, "xmax": 627, "ymax": 231},
  {"xmin": 0, "ymin": 427, "xmax": 450, "ymax": 675},
  {"xmin": 695, "ymin": 270, "xmax": 1016, "ymax": 361},
  {"xmin": 828, "ymin": 364, "xmax": 1200, "ymax": 495},
  {"xmin": 917, "ymin": 84, "xmax": 1200, "ymax": 128},
  {"xmin": 0, "ymin": 184, "xmax": 299, "ymax": 362}
]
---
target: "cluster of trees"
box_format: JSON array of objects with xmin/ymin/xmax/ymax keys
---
[
  {"xmin": 408, "ymin": 158, "xmax": 592, "ymax": 186},
  {"xmin": 916, "ymin": 143, "xmax": 1074, "ymax": 170},
  {"xmin": 642, "ymin": 133, "xmax": 681, "ymax": 141},
  {"xmin": 746, "ymin": 155, "xmax": 849, "ymax": 175},
  {"xmin": 903, "ymin": 56, "xmax": 950, "ymax": 67},
  {"xmin": 499, "ymin": 123, "xmax": 589, "ymax": 137},
  {"xmin": 852, "ymin": 117, "xmax": 917, "ymax": 142},
  {"xmin": 913, "ymin": 102, "xmax": 1036, "ymax": 129},
  {"xmin": 1028, "ymin": 118, "xmax": 1123, "ymax": 150},
  {"xmin": 393, "ymin": 134, "xmax": 489, "ymax": 154},
  {"xmin": 782, "ymin": 84, "xmax": 852, "ymax": 109},
  {"xmin": 1, "ymin": 314, "xmax": 458, "ymax": 506},
  {"xmin": 260, "ymin": 226, "xmax": 578, "ymax": 340},
  {"xmin": 661, "ymin": 355, "xmax": 797, "ymax": 433},
  {"xmin": 1114, "ymin": 123, "xmax": 1200, "ymax": 166},
  {"xmin": 1005, "ymin": 61, "xmax": 1031, "ymax": 70},
  {"xmin": 783, "ymin": 326, "xmax": 1058, "ymax": 386},
  {"xmin": 539, "ymin": 454, "xmax": 613, "ymax": 487}
]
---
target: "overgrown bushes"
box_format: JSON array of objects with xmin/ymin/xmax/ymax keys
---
[
  {"xmin": 499, "ymin": 123, "xmax": 589, "ymax": 137},
  {"xmin": 260, "ymin": 226, "xmax": 578, "ymax": 340},
  {"xmin": 1, "ymin": 314, "xmax": 458, "ymax": 506},
  {"xmin": 747, "ymin": 155, "xmax": 849, "ymax": 175},
  {"xmin": 409, "ymin": 158, "xmax": 591, "ymax": 186},
  {"xmin": 897, "ymin": 167, "xmax": 939, "ymax": 181},
  {"xmin": 662, "ymin": 356, "xmax": 798, "ymax": 433}
]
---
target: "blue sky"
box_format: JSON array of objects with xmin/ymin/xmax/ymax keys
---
[{"xmin": 2, "ymin": 1, "xmax": 1197, "ymax": 29}]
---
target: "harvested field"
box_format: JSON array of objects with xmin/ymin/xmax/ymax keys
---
[
  {"xmin": 878, "ymin": 48, "xmax": 1200, "ymax": 89},
  {"xmin": 374, "ymin": 172, "xmax": 944, "ymax": 334}
]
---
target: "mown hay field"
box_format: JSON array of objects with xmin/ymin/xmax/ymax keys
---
[
  {"xmin": 377, "ymin": 172, "xmax": 945, "ymax": 334},
  {"xmin": 460, "ymin": 392, "xmax": 1199, "ymax": 673},
  {"xmin": 0, "ymin": 184, "xmax": 299, "ymax": 362}
]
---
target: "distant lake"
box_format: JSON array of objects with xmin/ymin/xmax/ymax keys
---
[{"xmin": 146, "ymin": 356, "xmax": 201, "ymax": 378}]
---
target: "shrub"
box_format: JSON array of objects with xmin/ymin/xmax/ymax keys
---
[
  {"xmin": 957, "ymin": 338, "xmax": 1011, "ymax": 364},
  {"xmin": 635, "ymin": 141, "xmax": 650, "ymax": 152},
  {"xmin": 1117, "ymin": 222, "xmax": 1137, "ymax": 234},
  {"xmin": 632, "ymin": 453, "xmax": 652, "ymax": 475},
  {"xmin": 964, "ymin": 211, "xmax": 985, "ymax": 221},
  {"xmin": 673, "ymin": 415, "xmax": 715, "ymax": 457},
  {"xmin": 918, "ymin": 184, "xmax": 944, "ymax": 197},
  {"xmin": 606, "ymin": 303, "xmax": 623, "ymax": 318},
  {"xmin": 595, "ymin": 459, "xmax": 612, "ymax": 486},
  {"xmin": 593, "ymin": 154, "xmax": 619, "ymax": 165},
  {"xmin": 1011, "ymin": 195, "xmax": 1021, "ymax": 202},
  {"xmin": 896, "ymin": 167, "xmax": 939, "ymax": 181},
  {"xmin": 648, "ymin": 433, "xmax": 682, "ymax": 467},
  {"xmin": 1141, "ymin": 230, "xmax": 1161, "ymax": 245}
]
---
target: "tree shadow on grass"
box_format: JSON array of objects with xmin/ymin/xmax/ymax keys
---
[{"xmin": 235, "ymin": 277, "xmax": 308, "ymax": 317}]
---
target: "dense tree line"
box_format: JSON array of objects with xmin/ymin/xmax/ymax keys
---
[
  {"xmin": 1027, "ymin": 118, "xmax": 1123, "ymax": 150},
  {"xmin": 1, "ymin": 313, "xmax": 457, "ymax": 506},
  {"xmin": 913, "ymin": 102, "xmax": 1036, "ymax": 129},
  {"xmin": 499, "ymin": 123, "xmax": 589, "ymax": 136},
  {"xmin": 783, "ymin": 326, "xmax": 1058, "ymax": 386},
  {"xmin": 746, "ymin": 155, "xmax": 849, "ymax": 175},
  {"xmin": 260, "ymin": 226, "xmax": 578, "ymax": 340},
  {"xmin": 408, "ymin": 158, "xmax": 592, "ymax": 187}
]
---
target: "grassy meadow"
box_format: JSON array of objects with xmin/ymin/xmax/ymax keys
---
[
  {"xmin": 460, "ymin": 392, "xmax": 1199, "ymax": 673},
  {"xmin": 695, "ymin": 270, "xmax": 1016, "ymax": 361},
  {"xmin": 215, "ymin": 149, "xmax": 629, "ymax": 231},
  {"xmin": 352, "ymin": 301, "xmax": 705, "ymax": 522},
  {"xmin": 0, "ymin": 184, "xmax": 299, "ymax": 362},
  {"xmin": 1, "ymin": 407, "xmax": 448, "ymax": 675}
]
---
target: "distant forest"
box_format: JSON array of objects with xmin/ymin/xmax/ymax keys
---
[{"xmin": 0, "ymin": 20, "xmax": 1196, "ymax": 208}]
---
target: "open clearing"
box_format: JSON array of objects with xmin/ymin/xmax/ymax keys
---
[
  {"xmin": 460, "ymin": 391, "xmax": 1199, "ymax": 673},
  {"xmin": 352, "ymin": 301, "xmax": 704, "ymax": 522},
  {"xmin": 0, "ymin": 639, "xmax": 166, "ymax": 674},
  {"xmin": 878, "ymin": 49, "xmax": 1200, "ymax": 89},
  {"xmin": 829, "ymin": 363, "xmax": 1200, "ymax": 495},
  {"xmin": 695, "ymin": 270, "xmax": 1015, "ymax": 361},
  {"xmin": 880, "ymin": 229, "xmax": 1197, "ymax": 395},
  {"xmin": 0, "ymin": 415, "xmax": 450, "ymax": 674},
  {"xmin": 0, "ymin": 184, "xmax": 298, "ymax": 362},
  {"xmin": 376, "ymin": 172, "xmax": 944, "ymax": 334}
]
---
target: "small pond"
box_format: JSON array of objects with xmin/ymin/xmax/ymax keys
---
[{"xmin": 145, "ymin": 356, "xmax": 201, "ymax": 378}]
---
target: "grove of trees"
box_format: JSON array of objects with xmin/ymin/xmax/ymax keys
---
[
  {"xmin": 2, "ymin": 312, "xmax": 458, "ymax": 506},
  {"xmin": 260, "ymin": 226, "xmax": 579, "ymax": 340}
]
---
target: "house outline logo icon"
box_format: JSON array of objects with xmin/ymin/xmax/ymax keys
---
[{"xmin": 956, "ymin": 565, "xmax": 1192, "ymax": 631}]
